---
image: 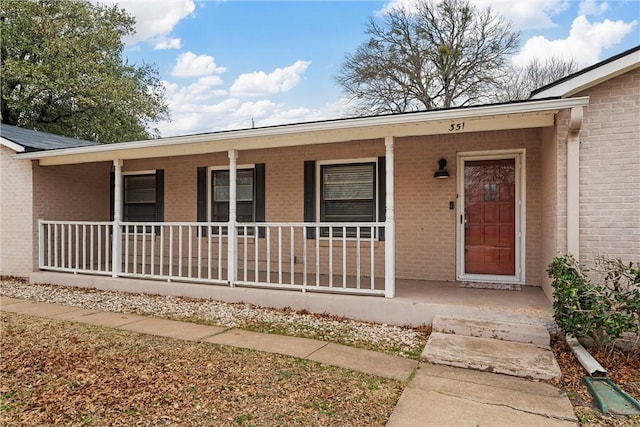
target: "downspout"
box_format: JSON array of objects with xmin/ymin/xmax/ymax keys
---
[
  {"xmin": 112, "ymin": 159, "xmax": 123, "ymax": 277},
  {"xmin": 384, "ymin": 136, "xmax": 395, "ymax": 298},
  {"xmin": 567, "ymin": 107, "xmax": 583, "ymax": 258}
]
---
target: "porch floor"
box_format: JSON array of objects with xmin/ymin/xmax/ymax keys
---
[{"xmin": 29, "ymin": 271, "xmax": 555, "ymax": 331}]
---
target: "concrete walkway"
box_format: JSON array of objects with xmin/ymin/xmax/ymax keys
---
[
  {"xmin": 0, "ymin": 296, "xmax": 577, "ymax": 426},
  {"xmin": 387, "ymin": 364, "xmax": 578, "ymax": 426},
  {"xmin": 0, "ymin": 296, "xmax": 416, "ymax": 381}
]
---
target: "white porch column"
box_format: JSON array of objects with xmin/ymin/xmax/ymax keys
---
[
  {"xmin": 227, "ymin": 149, "xmax": 238, "ymax": 285},
  {"xmin": 38, "ymin": 219, "xmax": 45, "ymax": 268},
  {"xmin": 567, "ymin": 107, "xmax": 583, "ymax": 258},
  {"xmin": 384, "ymin": 136, "xmax": 395, "ymax": 298},
  {"xmin": 111, "ymin": 159, "xmax": 123, "ymax": 277}
]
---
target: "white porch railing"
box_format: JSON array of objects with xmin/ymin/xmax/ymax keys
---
[
  {"xmin": 38, "ymin": 221, "xmax": 114, "ymax": 275},
  {"xmin": 39, "ymin": 220, "xmax": 387, "ymax": 296}
]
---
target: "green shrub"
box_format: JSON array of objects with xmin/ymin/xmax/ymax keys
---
[{"xmin": 547, "ymin": 255, "xmax": 639, "ymax": 352}]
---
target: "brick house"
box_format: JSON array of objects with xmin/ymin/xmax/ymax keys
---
[
  {"xmin": 1, "ymin": 46, "xmax": 638, "ymax": 325},
  {"xmin": 1, "ymin": 126, "xmax": 97, "ymax": 277}
]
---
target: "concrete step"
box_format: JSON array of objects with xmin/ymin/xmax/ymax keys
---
[
  {"xmin": 432, "ymin": 314, "xmax": 550, "ymax": 346},
  {"xmin": 421, "ymin": 332, "xmax": 562, "ymax": 380}
]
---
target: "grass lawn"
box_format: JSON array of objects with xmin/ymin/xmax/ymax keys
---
[{"xmin": 1, "ymin": 312, "xmax": 403, "ymax": 426}]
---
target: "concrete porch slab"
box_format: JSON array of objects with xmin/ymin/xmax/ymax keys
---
[
  {"xmin": 203, "ymin": 328, "xmax": 328, "ymax": 359},
  {"xmin": 387, "ymin": 363, "xmax": 577, "ymax": 426},
  {"xmin": 421, "ymin": 332, "xmax": 562, "ymax": 380},
  {"xmin": 119, "ymin": 317, "xmax": 226, "ymax": 341},
  {"xmin": 307, "ymin": 342, "xmax": 417, "ymax": 381},
  {"xmin": 432, "ymin": 314, "xmax": 550, "ymax": 346},
  {"xmin": 29, "ymin": 272, "xmax": 555, "ymax": 330}
]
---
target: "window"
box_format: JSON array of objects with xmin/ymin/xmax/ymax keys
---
[
  {"xmin": 320, "ymin": 162, "xmax": 376, "ymax": 237},
  {"xmin": 321, "ymin": 163, "xmax": 375, "ymax": 222},
  {"xmin": 211, "ymin": 169, "xmax": 255, "ymax": 223},
  {"xmin": 123, "ymin": 174, "xmax": 157, "ymax": 222},
  {"xmin": 197, "ymin": 164, "xmax": 264, "ymax": 236}
]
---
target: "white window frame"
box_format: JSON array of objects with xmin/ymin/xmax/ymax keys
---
[
  {"xmin": 122, "ymin": 170, "xmax": 156, "ymax": 223},
  {"xmin": 456, "ymin": 149, "xmax": 526, "ymax": 284},
  {"xmin": 207, "ymin": 164, "xmax": 256, "ymax": 236},
  {"xmin": 316, "ymin": 158, "xmax": 380, "ymax": 240}
]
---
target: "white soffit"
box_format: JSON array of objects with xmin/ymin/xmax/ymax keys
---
[{"xmin": 18, "ymin": 97, "xmax": 589, "ymax": 166}]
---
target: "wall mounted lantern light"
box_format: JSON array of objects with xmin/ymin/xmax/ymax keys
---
[{"xmin": 433, "ymin": 158, "xmax": 450, "ymax": 179}]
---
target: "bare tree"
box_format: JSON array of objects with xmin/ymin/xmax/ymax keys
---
[
  {"xmin": 493, "ymin": 57, "xmax": 580, "ymax": 102},
  {"xmin": 335, "ymin": 0, "xmax": 519, "ymax": 115}
]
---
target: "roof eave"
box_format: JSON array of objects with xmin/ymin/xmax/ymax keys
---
[
  {"xmin": 16, "ymin": 97, "xmax": 589, "ymax": 165},
  {"xmin": 531, "ymin": 48, "xmax": 640, "ymax": 99},
  {"xmin": 1, "ymin": 137, "xmax": 26, "ymax": 153}
]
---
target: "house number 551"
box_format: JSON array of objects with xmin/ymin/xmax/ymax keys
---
[{"xmin": 448, "ymin": 122, "xmax": 465, "ymax": 132}]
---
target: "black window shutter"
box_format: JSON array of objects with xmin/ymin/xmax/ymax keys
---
[
  {"xmin": 197, "ymin": 166, "xmax": 207, "ymax": 235},
  {"xmin": 109, "ymin": 171, "xmax": 115, "ymax": 221},
  {"xmin": 154, "ymin": 170, "xmax": 164, "ymax": 234},
  {"xmin": 377, "ymin": 156, "xmax": 386, "ymax": 241},
  {"xmin": 155, "ymin": 169, "xmax": 165, "ymax": 221},
  {"xmin": 255, "ymin": 163, "xmax": 266, "ymax": 238},
  {"xmin": 304, "ymin": 160, "xmax": 316, "ymax": 239}
]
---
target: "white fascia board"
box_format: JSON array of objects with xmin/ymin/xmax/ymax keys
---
[
  {"xmin": 1, "ymin": 136, "xmax": 25, "ymax": 153},
  {"xmin": 17, "ymin": 97, "xmax": 589, "ymax": 165},
  {"xmin": 531, "ymin": 51, "xmax": 640, "ymax": 99}
]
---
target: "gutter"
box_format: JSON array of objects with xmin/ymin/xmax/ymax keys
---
[{"xmin": 16, "ymin": 97, "xmax": 589, "ymax": 162}]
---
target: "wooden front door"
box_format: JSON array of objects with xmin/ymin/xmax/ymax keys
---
[{"xmin": 464, "ymin": 159, "xmax": 516, "ymax": 276}]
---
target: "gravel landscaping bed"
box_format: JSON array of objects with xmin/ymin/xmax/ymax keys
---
[{"xmin": 0, "ymin": 278, "xmax": 429, "ymax": 358}]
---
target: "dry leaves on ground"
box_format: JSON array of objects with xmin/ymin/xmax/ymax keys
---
[
  {"xmin": 552, "ymin": 338, "xmax": 640, "ymax": 426},
  {"xmin": 0, "ymin": 312, "xmax": 403, "ymax": 426}
]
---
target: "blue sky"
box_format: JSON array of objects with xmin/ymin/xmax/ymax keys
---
[{"xmin": 101, "ymin": 0, "xmax": 640, "ymax": 137}]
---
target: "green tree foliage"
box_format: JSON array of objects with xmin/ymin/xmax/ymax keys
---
[
  {"xmin": 0, "ymin": 0, "xmax": 169, "ymax": 143},
  {"xmin": 335, "ymin": 0, "xmax": 519, "ymax": 115}
]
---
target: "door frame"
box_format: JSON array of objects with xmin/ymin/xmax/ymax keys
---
[{"xmin": 456, "ymin": 149, "xmax": 526, "ymax": 284}]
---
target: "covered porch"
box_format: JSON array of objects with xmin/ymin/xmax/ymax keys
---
[{"xmin": 22, "ymin": 97, "xmax": 589, "ymax": 321}]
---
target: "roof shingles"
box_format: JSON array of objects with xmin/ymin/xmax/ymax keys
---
[{"xmin": 0, "ymin": 124, "xmax": 98, "ymax": 152}]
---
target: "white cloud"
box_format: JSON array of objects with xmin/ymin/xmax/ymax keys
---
[
  {"xmin": 254, "ymin": 107, "xmax": 317, "ymax": 127},
  {"xmin": 482, "ymin": 0, "xmax": 570, "ymax": 30},
  {"xmin": 230, "ymin": 60, "xmax": 311, "ymax": 97},
  {"xmin": 233, "ymin": 100, "xmax": 279, "ymax": 119},
  {"xmin": 578, "ymin": 0, "xmax": 609, "ymax": 16},
  {"xmin": 154, "ymin": 37, "xmax": 182, "ymax": 50},
  {"xmin": 157, "ymin": 98, "xmax": 241, "ymax": 136},
  {"xmin": 171, "ymin": 52, "xmax": 227, "ymax": 77},
  {"xmin": 164, "ymin": 75, "xmax": 226, "ymax": 105},
  {"xmin": 378, "ymin": 0, "xmax": 571, "ymax": 30},
  {"xmin": 157, "ymin": 95, "xmax": 349, "ymax": 137},
  {"xmin": 226, "ymin": 105, "xmax": 315, "ymax": 130},
  {"xmin": 377, "ymin": 0, "xmax": 416, "ymax": 15},
  {"xmin": 512, "ymin": 15, "xmax": 638, "ymax": 67},
  {"xmin": 95, "ymin": 0, "xmax": 195, "ymax": 45}
]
